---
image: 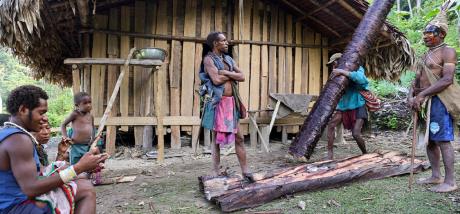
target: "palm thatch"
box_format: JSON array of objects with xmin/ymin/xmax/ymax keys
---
[
  {"xmin": 280, "ymin": 0, "xmax": 415, "ymax": 81},
  {"xmin": 0, "ymin": 0, "xmax": 79, "ymax": 85},
  {"xmin": 364, "ymin": 25, "xmax": 415, "ymax": 80},
  {"xmin": 0, "ymin": 0, "xmax": 415, "ymax": 85}
]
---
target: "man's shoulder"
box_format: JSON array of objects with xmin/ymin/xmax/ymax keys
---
[
  {"xmin": 0, "ymin": 131, "xmax": 32, "ymax": 150},
  {"xmin": 0, "ymin": 127, "xmax": 26, "ymax": 142},
  {"xmin": 441, "ymin": 46, "xmax": 457, "ymax": 63}
]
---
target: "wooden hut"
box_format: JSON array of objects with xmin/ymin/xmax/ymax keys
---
[{"xmin": 0, "ymin": 0, "xmax": 413, "ymax": 156}]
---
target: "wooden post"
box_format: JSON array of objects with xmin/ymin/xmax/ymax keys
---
[
  {"xmin": 119, "ymin": 6, "xmax": 130, "ymax": 132},
  {"xmin": 154, "ymin": 0, "xmax": 169, "ymax": 159},
  {"xmin": 169, "ymin": 0, "xmax": 184, "ymax": 149},
  {"xmin": 181, "ymin": 0, "xmax": 197, "ymax": 143},
  {"xmin": 106, "ymin": 8, "xmax": 120, "ymax": 155},
  {"xmin": 72, "ymin": 64, "xmax": 81, "ymax": 94},
  {"xmin": 249, "ymin": 0, "xmax": 261, "ymax": 149},
  {"xmin": 91, "ymin": 15, "xmax": 108, "ymax": 117},
  {"xmin": 281, "ymin": 126, "xmax": 287, "ymax": 144},
  {"xmin": 156, "ymin": 64, "xmax": 165, "ymax": 163},
  {"xmin": 134, "ymin": 1, "xmax": 147, "ymax": 149}
]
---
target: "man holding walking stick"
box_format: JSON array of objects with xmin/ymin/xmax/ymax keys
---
[{"xmin": 408, "ymin": 11, "xmax": 459, "ymax": 193}]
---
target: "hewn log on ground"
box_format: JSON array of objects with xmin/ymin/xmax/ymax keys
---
[
  {"xmin": 199, "ymin": 151, "xmax": 429, "ymax": 212},
  {"xmin": 289, "ymin": 0, "xmax": 396, "ymax": 159}
]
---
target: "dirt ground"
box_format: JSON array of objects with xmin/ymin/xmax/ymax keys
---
[{"xmin": 88, "ymin": 130, "xmax": 460, "ymax": 214}]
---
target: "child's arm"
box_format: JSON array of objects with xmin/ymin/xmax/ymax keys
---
[{"xmin": 61, "ymin": 111, "xmax": 77, "ymax": 139}]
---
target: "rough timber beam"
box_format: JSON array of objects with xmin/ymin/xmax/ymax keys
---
[
  {"xmin": 297, "ymin": 0, "xmax": 338, "ymax": 21},
  {"xmin": 338, "ymin": 0, "xmax": 363, "ymax": 19},
  {"xmin": 278, "ymin": 0, "xmax": 341, "ymax": 37}
]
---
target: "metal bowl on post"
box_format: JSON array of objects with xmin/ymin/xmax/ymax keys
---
[{"xmin": 133, "ymin": 47, "xmax": 167, "ymax": 62}]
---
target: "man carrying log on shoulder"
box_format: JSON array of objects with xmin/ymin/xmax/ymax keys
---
[
  {"xmin": 0, "ymin": 85, "xmax": 107, "ymax": 213},
  {"xmin": 326, "ymin": 53, "xmax": 369, "ymax": 160},
  {"xmin": 408, "ymin": 10, "xmax": 459, "ymax": 193},
  {"xmin": 199, "ymin": 32, "xmax": 254, "ymax": 182}
]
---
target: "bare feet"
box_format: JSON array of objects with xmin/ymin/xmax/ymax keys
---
[
  {"xmin": 242, "ymin": 172, "xmax": 255, "ymax": 183},
  {"xmin": 285, "ymin": 154, "xmax": 308, "ymax": 163},
  {"xmin": 429, "ymin": 183, "xmax": 458, "ymax": 193},
  {"xmin": 416, "ymin": 176, "xmax": 443, "ymax": 185}
]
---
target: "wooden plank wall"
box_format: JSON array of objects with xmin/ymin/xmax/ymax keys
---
[{"xmin": 79, "ymin": 0, "xmax": 330, "ymax": 151}]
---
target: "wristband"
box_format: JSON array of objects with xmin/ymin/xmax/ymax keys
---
[{"xmin": 59, "ymin": 165, "xmax": 77, "ymax": 183}]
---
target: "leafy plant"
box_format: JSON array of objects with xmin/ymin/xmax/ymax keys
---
[{"xmin": 0, "ymin": 48, "xmax": 73, "ymax": 127}]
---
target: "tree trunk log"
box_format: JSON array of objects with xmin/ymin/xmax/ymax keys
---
[
  {"xmin": 289, "ymin": 0, "xmax": 396, "ymax": 159},
  {"xmin": 199, "ymin": 151, "xmax": 429, "ymax": 212}
]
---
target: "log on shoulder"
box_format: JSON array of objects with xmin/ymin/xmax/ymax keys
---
[
  {"xmin": 199, "ymin": 150, "xmax": 429, "ymax": 212},
  {"xmin": 289, "ymin": 0, "xmax": 396, "ymax": 159}
]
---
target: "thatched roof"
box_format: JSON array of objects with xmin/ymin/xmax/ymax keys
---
[
  {"xmin": 278, "ymin": 0, "xmax": 415, "ymax": 80},
  {"xmin": 0, "ymin": 0, "xmax": 414, "ymax": 85}
]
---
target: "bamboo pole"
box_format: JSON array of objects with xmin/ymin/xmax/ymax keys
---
[{"xmin": 90, "ymin": 48, "xmax": 136, "ymax": 150}]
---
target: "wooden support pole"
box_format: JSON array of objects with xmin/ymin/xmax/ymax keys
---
[
  {"xmin": 72, "ymin": 64, "xmax": 81, "ymax": 94},
  {"xmin": 106, "ymin": 7, "xmax": 121, "ymax": 155},
  {"xmin": 80, "ymin": 29, "xmax": 327, "ymax": 48},
  {"xmin": 155, "ymin": 64, "xmax": 165, "ymax": 163}
]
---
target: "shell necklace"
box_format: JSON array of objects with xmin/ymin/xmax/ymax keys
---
[{"xmin": 3, "ymin": 122, "xmax": 39, "ymax": 145}]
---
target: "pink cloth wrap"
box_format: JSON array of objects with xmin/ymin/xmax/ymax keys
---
[{"xmin": 213, "ymin": 96, "xmax": 238, "ymax": 145}]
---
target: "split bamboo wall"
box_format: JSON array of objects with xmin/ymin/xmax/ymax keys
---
[{"xmin": 74, "ymin": 0, "xmax": 330, "ymax": 153}]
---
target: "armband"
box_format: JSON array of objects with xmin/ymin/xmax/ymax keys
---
[{"xmin": 59, "ymin": 165, "xmax": 77, "ymax": 183}]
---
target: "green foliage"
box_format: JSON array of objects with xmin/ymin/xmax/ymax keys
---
[
  {"xmin": 371, "ymin": 0, "xmax": 460, "ymax": 96},
  {"xmin": 369, "ymin": 80, "xmax": 399, "ymax": 97},
  {"xmin": 385, "ymin": 114, "xmax": 399, "ymax": 130},
  {"xmin": 369, "ymin": 72, "xmax": 415, "ymax": 98},
  {"xmin": 0, "ymin": 48, "xmax": 73, "ymax": 127},
  {"xmin": 387, "ymin": 1, "xmax": 460, "ymax": 56}
]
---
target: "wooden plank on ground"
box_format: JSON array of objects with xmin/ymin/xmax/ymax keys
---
[
  {"xmin": 134, "ymin": 0, "xmax": 147, "ymax": 148},
  {"xmin": 277, "ymin": 10, "xmax": 285, "ymax": 94},
  {"xmin": 91, "ymin": 15, "xmax": 108, "ymax": 118},
  {"xmin": 199, "ymin": 151, "xmax": 429, "ymax": 212},
  {"xmin": 120, "ymin": 6, "xmax": 131, "ymax": 132},
  {"xmin": 106, "ymin": 8, "xmax": 120, "ymax": 155},
  {"xmin": 181, "ymin": 0, "xmax": 197, "ymax": 132},
  {"xmin": 322, "ymin": 37, "xmax": 329, "ymax": 86},
  {"xmin": 308, "ymin": 33, "xmax": 322, "ymax": 95},
  {"xmin": 170, "ymin": 0, "xmax": 184, "ymax": 149}
]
